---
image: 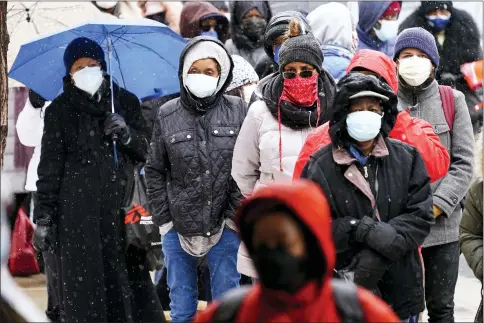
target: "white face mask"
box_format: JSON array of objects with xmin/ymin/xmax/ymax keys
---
[
  {"xmin": 185, "ymin": 74, "xmax": 219, "ymax": 98},
  {"xmin": 242, "ymin": 83, "xmax": 257, "ymax": 104},
  {"xmin": 346, "ymin": 111, "xmax": 383, "ymax": 142},
  {"xmin": 398, "ymin": 56, "xmax": 433, "ymax": 87},
  {"xmin": 72, "ymin": 66, "xmax": 104, "ymax": 96},
  {"xmin": 374, "ymin": 20, "xmax": 399, "ymax": 42}
]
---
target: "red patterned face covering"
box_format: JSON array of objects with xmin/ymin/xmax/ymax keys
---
[{"xmin": 280, "ymin": 74, "xmax": 318, "ymax": 107}]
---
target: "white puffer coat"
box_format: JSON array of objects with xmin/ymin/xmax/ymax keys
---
[{"xmin": 231, "ymin": 99, "xmax": 314, "ymax": 277}]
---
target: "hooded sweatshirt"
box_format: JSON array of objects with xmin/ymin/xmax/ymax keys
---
[
  {"xmin": 180, "ymin": 2, "xmax": 229, "ymax": 42},
  {"xmin": 195, "ymin": 181, "xmax": 400, "ymax": 322},
  {"xmin": 225, "ymin": 1, "xmax": 272, "ymax": 67},
  {"xmin": 293, "ymin": 49, "xmax": 450, "ymax": 182},
  {"xmin": 357, "ymin": 1, "xmax": 398, "ymax": 57},
  {"xmin": 307, "ymin": 2, "xmax": 354, "ymax": 81}
]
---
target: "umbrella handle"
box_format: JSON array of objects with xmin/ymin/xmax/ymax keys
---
[{"xmin": 107, "ymin": 34, "xmax": 118, "ymax": 170}]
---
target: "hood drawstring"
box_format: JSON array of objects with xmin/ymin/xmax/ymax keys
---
[{"xmin": 278, "ymin": 96, "xmax": 284, "ymax": 172}]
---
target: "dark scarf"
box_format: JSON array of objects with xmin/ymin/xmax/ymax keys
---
[
  {"xmin": 261, "ymin": 72, "xmax": 335, "ymax": 130},
  {"xmin": 232, "ymin": 29, "xmax": 264, "ymax": 51},
  {"xmin": 63, "ymin": 77, "xmax": 111, "ymax": 162}
]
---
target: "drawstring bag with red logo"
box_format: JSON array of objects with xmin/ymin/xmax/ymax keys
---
[
  {"xmin": 8, "ymin": 206, "xmax": 40, "ymax": 276},
  {"xmin": 122, "ymin": 164, "xmax": 162, "ymax": 271}
]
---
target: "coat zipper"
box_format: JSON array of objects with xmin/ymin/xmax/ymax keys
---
[{"xmin": 363, "ymin": 165, "xmax": 369, "ymax": 178}]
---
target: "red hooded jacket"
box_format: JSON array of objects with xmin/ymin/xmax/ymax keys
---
[
  {"xmin": 293, "ymin": 50, "xmax": 450, "ymax": 182},
  {"xmin": 195, "ymin": 181, "xmax": 400, "ymax": 323}
]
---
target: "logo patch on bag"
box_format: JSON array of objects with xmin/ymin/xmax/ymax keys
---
[{"xmin": 124, "ymin": 202, "xmax": 150, "ymax": 224}]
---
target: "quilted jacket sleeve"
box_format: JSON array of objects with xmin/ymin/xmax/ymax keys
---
[
  {"xmin": 223, "ymin": 98, "xmax": 247, "ymax": 219},
  {"xmin": 145, "ymin": 111, "xmax": 171, "ymax": 227},
  {"xmin": 35, "ymin": 100, "xmax": 66, "ymax": 227},
  {"xmin": 459, "ymin": 180, "xmax": 483, "ymax": 282},
  {"xmin": 231, "ymin": 103, "xmax": 263, "ymax": 197},
  {"xmin": 293, "ymin": 122, "xmax": 331, "ymax": 181},
  {"xmin": 389, "ymin": 110, "xmax": 450, "ymax": 183},
  {"xmin": 356, "ymin": 148, "xmax": 434, "ymax": 262}
]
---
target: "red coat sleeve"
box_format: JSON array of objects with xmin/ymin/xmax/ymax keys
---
[
  {"xmin": 389, "ymin": 110, "xmax": 450, "ymax": 183},
  {"xmin": 357, "ymin": 288, "xmax": 401, "ymax": 322},
  {"xmin": 193, "ymin": 301, "xmax": 220, "ymax": 323},
  {"xmin": 293, "ymin": 122, "xmax": 331, "ymax": 180}
]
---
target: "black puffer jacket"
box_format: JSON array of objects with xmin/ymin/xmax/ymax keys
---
[
  {"xmin": 301, "ymin": 74, "xmax": 433, "ymax": 319},
  {"xmin": 145, "ymin": 37, "xmax": 247, "ymax": 237}
]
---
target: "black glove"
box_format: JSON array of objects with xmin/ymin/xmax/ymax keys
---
[
  {"xmin": 104, "ymin": 113, "xmax": 131, "ymax": 144},
  {"xmin": 29, "ymin": 89, "xmax": 46, "ymax": 109},
  {"xmin": 354, "ymin": 216, "xmax": 376, "ymax": 243},
  {"xmin": 354, "ymin": 248, "xmax": 390, "ymax": 295},
  {"xmin": 33, "ymin": 225, "xmax": 56, "ymax": 254}
]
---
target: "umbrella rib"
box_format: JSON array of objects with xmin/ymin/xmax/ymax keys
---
[{"xmin": 114, "ymin": 34, "xmax": 179, "ymax": 71}]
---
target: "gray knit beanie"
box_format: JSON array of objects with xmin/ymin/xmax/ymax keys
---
[
  {"xmin": 279, "ymin": 33, "xmax": 323, "ymax": 73},
  {"xmin": 394, "ymin": 27, "xmax": 440, "ymax": 67}
]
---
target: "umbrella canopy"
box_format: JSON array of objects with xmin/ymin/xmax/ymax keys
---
[
  {"xmin": 7, "ymin": 1, "xmax": 116, "ymax": 88},
  {"xmin": 8, "ymin": 18, "xmax": 186, "ymax": 101}
]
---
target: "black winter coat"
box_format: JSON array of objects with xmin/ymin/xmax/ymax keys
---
[
  {"xmin": 145, "ymin": 37, "xmax": 247, "ymax": 237},
  {"xmin": 301, "ymin": 138, "xmax": 433, "ymax": 319},
  {"xmin": 35, "ymin": 79, "xmax": 163, "ymax": 322},
  {"xmin": 301, "ymin": 74, "xmax": 433, "ymax": 319}
]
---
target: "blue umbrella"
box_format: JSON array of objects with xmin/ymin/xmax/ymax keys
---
[
  {"xmin": 9, "ymin": 18, "xmax": 187, "ymax": 169},
  {"xmin": 8, "ymin": 18, "xmax": 187, "ymax": 102}
]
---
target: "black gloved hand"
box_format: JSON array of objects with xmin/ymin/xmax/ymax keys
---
[
  {"xmin": 104, "ymin": 113, "xmax": 131, "ymax": 144},
  {"xmin": 354, "ymin": 248, "xmax": 390, "ymax": 293},
  {"xmin": 354, "ymin": 216, "xmax": 376, "ymax": 243},
  {"xmin": 33, "ymin": 225, "xmax": 56, "ymax": 254},
  {"xmin": 29, "ymin": 89, "xmax": 47, "ymax": 109}
]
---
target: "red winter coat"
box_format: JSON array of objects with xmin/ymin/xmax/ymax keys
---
[
  {"xmin": 292, "ymin": 49, "xmax": 450, "ymax": 182},
  {"xmin": 195, "ymin": 181, "xmax": 400, "ymax": 323}
]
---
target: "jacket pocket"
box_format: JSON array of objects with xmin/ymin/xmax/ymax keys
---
[
  {"xmin": 210, "ymin": 125, "xmax": 239, "ymax": 150},
  {"xmin": 166, "ymin": 130, "xmax": 195, "ymax": 159},
  {"xmin": 433, "ymin": 123, "xmax": 451, "ymax": 149}
]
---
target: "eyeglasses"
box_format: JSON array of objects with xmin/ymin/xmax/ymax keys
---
[{"xmin": 282, "ymin": 70, "xmax": 315, "ymax": 79}]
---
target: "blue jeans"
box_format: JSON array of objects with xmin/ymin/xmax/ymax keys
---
[{"xmin": 162, "ymin": 228, "xmax": 240, "ymax": 323}]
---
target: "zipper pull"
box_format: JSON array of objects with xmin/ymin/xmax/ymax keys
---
[{"xmin": 364, "ymin": 166, "xmax": 368, "ymax": 178}]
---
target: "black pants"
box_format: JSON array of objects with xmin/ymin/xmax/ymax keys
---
[
  {"xmin": 422, "ymin": 241, "xmax": 460, "ymax": 323},
  {"xmin": 43, "ymin": 251, "xmax": 61, "ymax": 323}
]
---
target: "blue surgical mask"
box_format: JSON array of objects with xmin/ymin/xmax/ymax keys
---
[
  {"xmin": 273, "ymin": 45, "xmax": 281, "ymax": 64},
  {"xmin": 426, "ymin": 14, "xmax": 451, "ymax": 32},
  {"xmin": 346, "ymin": 111, "xmax": 384, "ymax": 142},
  {"xmin": 201, "ymin": 30, "xmax": 218, "ymax": 39}
]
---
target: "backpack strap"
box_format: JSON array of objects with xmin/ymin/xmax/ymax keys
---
[
  {"xmin": 332, "ymin": 279, "xmax": 364, "ymax": 323},
  {"xmin": 212, "ymin": 286, "xmax": 251, "ymax": 322},
  {"xmin": 438, "ymin": 85, "xmax": 456, "ymax": 134}
]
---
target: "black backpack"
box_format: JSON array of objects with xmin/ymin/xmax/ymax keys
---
[{"xmin": 212, "ymin": 279, "xmax": 363, "ymax": 322}]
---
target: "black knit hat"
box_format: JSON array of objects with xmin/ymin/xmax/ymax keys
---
[
  {"xmin": 420, "ymin": 1, "xmax": 453, "ymax": 14},
  {"xmin": 63, "ymin": 37, "xmax": 106, "ymax": 74},
  {"xmin": 279, "ymin": 34, "xmax": 323, "ymax": 73}
]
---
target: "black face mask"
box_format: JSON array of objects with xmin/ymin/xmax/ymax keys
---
[
  {"xmin": 252, "ymin": 245, "xmax": 307, "ymax": 293},
  {"xmin": 241, "ymin": 17, "xmax": 267, "ymax": 42}
]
